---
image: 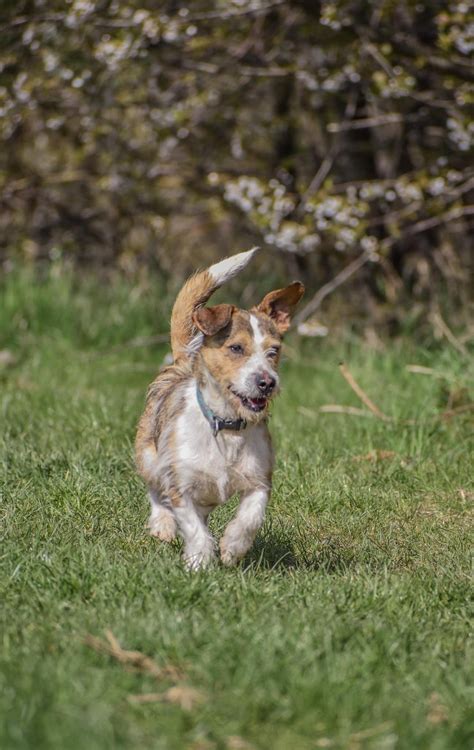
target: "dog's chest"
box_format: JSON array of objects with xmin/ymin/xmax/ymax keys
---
[
  {"xmin": 174, "ymin": 409, "xmax": 271, "ymax": 503},
  {"xmin": 192, "ymin": 432, "xmax": 246, "ymax": 500}
]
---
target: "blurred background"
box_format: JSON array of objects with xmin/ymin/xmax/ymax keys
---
[{"xmin": 1, "ymin": 0, "xmax": 473, "ymax": 333}]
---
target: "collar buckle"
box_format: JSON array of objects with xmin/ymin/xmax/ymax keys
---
[{"xmin": 196, "ymin": 386, "xmax": 248, "ymax": 436}]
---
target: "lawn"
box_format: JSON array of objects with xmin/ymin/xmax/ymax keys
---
[{"xmin": 1, "ymin": 270, "xmax": 473, "ymax": 750}]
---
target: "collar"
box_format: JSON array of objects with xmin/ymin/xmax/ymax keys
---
[{"xmin": 196, "ymin": 386, "xmax": 247, "ymax": 437}]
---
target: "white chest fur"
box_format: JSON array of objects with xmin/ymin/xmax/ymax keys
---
[{"xmin": 174, "ymin": 382, "xmax": 272, "ymax": 505}]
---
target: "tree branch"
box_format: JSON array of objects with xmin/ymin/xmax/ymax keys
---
[
  {"xmin": 381, "ymin": 205, "xmax": 474, "ymax": 250},
  {"xmin": 294, "ymin": 249, "xmax": 374, "ymax": 325},
  {"xmin": 186, "ymin": 1, "xmax": 286, "ymax": 22}
]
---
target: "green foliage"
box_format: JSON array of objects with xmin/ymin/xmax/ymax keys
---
[
  {"xmin": 0, "ymin": 1, "xmax": 473, "ymax": 310},
  {"xmin": 1, "ymin": 272, "xmax": 473, "ymax": 749}
]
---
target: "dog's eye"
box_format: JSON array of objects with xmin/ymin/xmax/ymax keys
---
[
  {"xmin": 266, "ymin": 348, "xmax": 280, "ymax": 359},
  {"xmin": 229, "ymin": 344, "xmax": 244, "ymax": 355}
]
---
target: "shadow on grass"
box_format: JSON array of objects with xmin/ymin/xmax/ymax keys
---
[{"xmin": 244, "ymin": 530, "xmax": 354, "ymax": 573}]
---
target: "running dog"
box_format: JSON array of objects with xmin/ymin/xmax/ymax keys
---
[{"xmin": 135, "ymin": 248, "xmax": 304, "ymax": 569}]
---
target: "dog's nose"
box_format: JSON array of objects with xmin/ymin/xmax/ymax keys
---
[{"xmin": 256, "ymin": 372, "xmax": 276, "ymax": 394}]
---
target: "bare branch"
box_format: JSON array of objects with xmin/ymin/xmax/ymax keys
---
[
  {"xmin": 327, "ymin": 113, "xmax": 406, "ymax": 133},
  {"xmin": 392, "ymin": 31, "xmax": 474, "ymax": 79},
  {"xmin": 430, "ymin": 311, "xmax": 471, "ymax": 358},
  {"xmin": 406, "ymin": 365, "xmax": 447, "ymax": 378},
  {"xmin": 441, "ymin": 404, "xmax": 474, "ymax": 420},
  {"xmin": 299, "ymin": 91, "xmax": 358, "ymax": 207},
  {"xmin": 367, "ymin": 201, "xmax": 424, "ymax": 228},
  {"xmin": 317, "ymin": 405, "xmax": 373, "ymax": 417},
  {"xmin": 381, "ymin": 205, "xmax": 474, "ymax": 252},
  {"xmin": 445, "ymin": 175, "xmax": 474, "ymax": 198},
  {"xmin": 1, "ymin": 2, "xmax": 285, "ymax": 34},
  {"xmin": 294, "ymin": 250, "xmax": 373, "ymax": 326},
  {"xmin": 339, "ymin": 363, "xmax": 392, "ymax": 421},
  {"xmin": 186, "ymin": 1, "xmax": 286, "ymax": 22},
  {"xmin": 183, "ymin": 60, "xmax": 294, "ymax": 77},
  {"xmin": 128, "ymin": 686, "xmax": 205, "ymax": 710},
  {"xmin": 362, "ymin": 40, "xmax": 395, "ymax": 77},
  {"xmin": 0, "ymin": 13, "xmax": 65, "ymax": 32},
  {"xmin": 84, "ymin": 630, "xmax": 184, "ymax": 681},
  {"xmin": 300, "ymin": 365, "xmax": 473, "ymax": 426}
]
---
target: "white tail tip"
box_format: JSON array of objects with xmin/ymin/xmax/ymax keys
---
[{"xmin": 209, "ymin": 246, "xmax": 260, "ymax": 285}]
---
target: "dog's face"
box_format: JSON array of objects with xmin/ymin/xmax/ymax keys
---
[{"xmin": 193, "ymin": 282, "xmax": 305, "ymax": 422}]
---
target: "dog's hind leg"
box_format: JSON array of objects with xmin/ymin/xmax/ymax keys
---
[
  {"xmin": 220, "ymin": 488, "xmax": 269, "ymax": 566},
  {"xmin": 147, "ymin": 488, "xmax": 177, "ymax": 542}
]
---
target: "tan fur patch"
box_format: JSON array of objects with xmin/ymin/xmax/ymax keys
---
[
  {"xmin": 257, "ymin": 281, "xmax": 305, "ymax": 334},
  {"xmin": 197, "ymin": 311, "xmax": 254, "ymax": 386},
  {"xmin": 135, "ymin": 361, "xmax": 190, "ymax": 485},
  {"xmin": 170, "ymin": 269, "xmax": 217, "ymax": 361},
  {"xmin": 249, "ymin": 310, "xmax": 280, "ymax": 339},
  {"xmin": 193, "ymin": 304, "xmax": 235, "ymax": 336}
]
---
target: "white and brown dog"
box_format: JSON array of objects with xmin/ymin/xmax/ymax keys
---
[{"xmin": 135, "ymin": 248, "xmax": 304, "ymax": 569}]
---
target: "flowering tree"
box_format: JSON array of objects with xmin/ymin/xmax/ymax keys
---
[{"xmin": 1, "ymin": 0, "xmax": 472, "ymax": 316}]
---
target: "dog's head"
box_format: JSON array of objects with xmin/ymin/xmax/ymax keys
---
[{"xmin": 192, "ymin": 282, "xmax": 305, "ymax": 422}]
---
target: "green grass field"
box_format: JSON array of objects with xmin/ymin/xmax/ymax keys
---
[{"xmin": 1, "ymin": 271, "xmax": 473, "ymax": 750}]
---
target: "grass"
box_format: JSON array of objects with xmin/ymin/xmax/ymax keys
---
[{"xmin": 1, "ymin": 269, "xmax": 473, "ymax": 750}]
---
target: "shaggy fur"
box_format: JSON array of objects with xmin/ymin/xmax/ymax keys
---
[{"xmin": 135, "ymin": 248, "xmax": 304, "ymax": 569}]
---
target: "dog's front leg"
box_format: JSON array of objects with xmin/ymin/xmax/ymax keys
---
[
  {"xmin": 173, "ymin": 501, "xmax": 216, "ymax": 571},
  {"xmin": 147, "ymin": 488, "xmax": 177, "ymax": 542},
  {"xmin": 220, "ymin": 487, "xmax": 269, "ymax": 566}
]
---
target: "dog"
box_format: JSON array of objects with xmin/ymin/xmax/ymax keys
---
[{"xmin": 135, "ymin": 247, "xmax": 304, "ymax": 569}]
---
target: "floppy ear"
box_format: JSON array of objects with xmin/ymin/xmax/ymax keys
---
[
  {"xmin": 257, "ymin": 281, "xmax": 305, "ymax": 334},
  {"xmin": 192, "ymin": 304, "xmax": 235, "ymax": 336}
]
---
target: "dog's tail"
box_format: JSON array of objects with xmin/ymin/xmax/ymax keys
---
[{"xmin": 170, "ymin": 247, "xmax": 259, "ymax": 362}]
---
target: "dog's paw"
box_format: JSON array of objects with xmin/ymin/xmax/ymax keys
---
[
  {"xmin": 220, "ymin": 549, "xmax": 240, "ymax": 567},
  {"xmin": 147, "ymin": 512, "xmax": 177, "ymax": 543},
  {"xmin": 183, "ymin": 546, "xmax": 216, "ymax": 572},
  {"xmin": 219, "ymin": 538, "xmax": 245, "ymax": 567}
]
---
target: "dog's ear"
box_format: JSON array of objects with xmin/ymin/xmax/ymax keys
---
[
  {"xmin": 193, "ymin": 304, "xmax": 235, "ymax": 336},
  {"xmin": 257, "ymin": 282, "xmax": 305, "ymax": 334}
]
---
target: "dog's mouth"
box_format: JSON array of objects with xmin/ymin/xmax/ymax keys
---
[{"xmin": 230, "ymin": 389, "xmax": 268, "ymax": 413}]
